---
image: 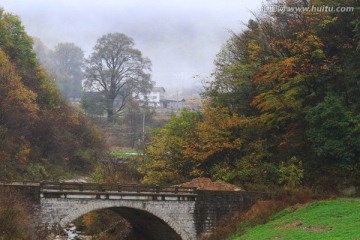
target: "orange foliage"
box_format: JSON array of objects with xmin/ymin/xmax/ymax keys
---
[
  {"xmin": 183, "ymin": 106, "xmax": 244, "ymax": 163},
  {"xmin": 0, "ymin": 49, "xmax": 38, "ymax": 166},
  {"xmin": 83, "ymin": 212, "xmax": 96, "ymax": 227}
]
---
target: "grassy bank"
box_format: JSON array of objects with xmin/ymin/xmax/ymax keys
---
[{"xmin": 229, "ymin": 199, "xmax": 360, "ymax": 240}]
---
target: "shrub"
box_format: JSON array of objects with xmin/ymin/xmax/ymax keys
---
[{"xmin": 0, "ymin": 188, "xmax": 33, "ymax": 240}]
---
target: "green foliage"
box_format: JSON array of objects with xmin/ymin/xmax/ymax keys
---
[
  {"xmin": 0, "ymin": 9, "xmax": 37, "ymax": 75},
  {"xmin": 81, "ymin": 92, "xmax": 106, "ymax": 116},
  {"xmin": 278, "ymin": 156, "xmax": 304, "ymax": 189},
  {"xmin": 306, "ymin": 94, "xmax": 360, "ymax": 163},
  {"xmin": 203, "ymin": 20, "xmax": 262, "ymax": 116}
]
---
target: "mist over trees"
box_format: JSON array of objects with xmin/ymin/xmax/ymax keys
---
[
  {"xmin": 50, "ymin": 43, "xmax": 85, "ymax": 98},
  {"xmin": 33, "ymin": 39, "xmax": 85, "ymax": 99},
  {"xmin": 141, "ymin": 0, "xmax": 360, "ymax": 191},
  {"xmin": 34, "ymin": 33, "xmax": 153, "ymax": 123},
  {"xmin": 32, "ymin": 33, "xmax": 157, "ymax": 152}
]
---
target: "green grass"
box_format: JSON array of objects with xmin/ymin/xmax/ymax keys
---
[
  {"xmin": 109, "ymin": 147, "xmax": 139, "ymax": 158},
  {"xmin": 229, "ymin": 199, "xmax": 360, "ymax": 240}
]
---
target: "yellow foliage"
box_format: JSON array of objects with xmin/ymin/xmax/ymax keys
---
[
  {"xmin": 248, "ymin": 41, "xmax": 262, "ymax": 61},
  {"xmin": 15, "ymin": 142, "xmax": 31, "ymax": 165}
]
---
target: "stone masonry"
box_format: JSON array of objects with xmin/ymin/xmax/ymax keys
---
[
  {"xmin": 1, "ymin": 183, "xmax": 263, "ymax": 240},
  {"xmin": 41, "ymin": 198, "xmax": 196, "ymax": 240}
]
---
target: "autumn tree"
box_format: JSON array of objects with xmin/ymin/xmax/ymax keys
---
[
  {"xmin": 203, "ymin": 19, "xmax": 264, "ymax": 116},
  {"xmin": 84, "ymin": 33, "xmax": 152, "ymax": 122},
  {"xmin": 140, "ymin": 110, "xmax": 202, "ymax": 185},
  {"xmin": 205, "ymin": 0, "xmax": 360, "ymax": 188},
  {"xmin": 143, "ymin": 0, "xmax": 360, "ymax": 190},
  {"xmin": 141, "ymin": 106, "xmax": 272, "ymax": 187},
  {"xmin": 0, "ymin": 8, "xmax": 105, "ymax": 181},
  {"xmin": 0, "ymin": 49, "xmax": 38, "ymax": 178}
]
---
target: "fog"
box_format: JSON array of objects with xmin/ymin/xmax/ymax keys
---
[{"xmin": 0, "ymin": 0, "xmax": 263, "ymax": 89}]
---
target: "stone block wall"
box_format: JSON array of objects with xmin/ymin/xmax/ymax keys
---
[{"xmin": 194, "ymin": 190, "xmax": 263, "ymax": 237}]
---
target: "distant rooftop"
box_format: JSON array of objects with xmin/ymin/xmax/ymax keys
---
[{"xmin": 152, "ymin": 87, "xmax": 166, "ymax": 92}]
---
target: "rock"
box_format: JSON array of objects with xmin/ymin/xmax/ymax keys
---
[{"xmin": 341, "ymin": 186, "xmax": 357, "ymax": 197}]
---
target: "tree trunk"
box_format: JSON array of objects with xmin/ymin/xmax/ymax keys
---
[{"xmin": 106, "ymin": 98, "xmax": 115, "ymax": 123}]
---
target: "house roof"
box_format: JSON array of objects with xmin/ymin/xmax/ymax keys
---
[{"xmin": 152, "ymin": 87, "xmax": 166, "ymax": 92}]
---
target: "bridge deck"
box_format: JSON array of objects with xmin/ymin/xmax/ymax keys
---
[{"xmin": 39, "ymin": 182, "xmax": 197, "ymax": 201}]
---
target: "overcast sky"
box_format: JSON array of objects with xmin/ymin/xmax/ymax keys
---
[{"xmin": 0, "ymin": 0, "xmax": 263, "ymax": 89}]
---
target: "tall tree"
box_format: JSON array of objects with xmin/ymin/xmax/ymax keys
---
[
  {"xmin": 50, "ymin": 43, "xmax": 85, "ymax": 98},
  {"xmin": 84, "ymin": 33, "xmax": 152, "ymax": 122}
]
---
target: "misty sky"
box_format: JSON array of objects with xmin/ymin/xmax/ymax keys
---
[{"xmin": 0, "ymin": 0, "xmax": 263, "ymax": 89}]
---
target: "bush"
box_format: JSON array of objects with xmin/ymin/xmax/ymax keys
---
[{"xmin": 0, "ymin": 188, "xmax": 33, "ymax": 240}]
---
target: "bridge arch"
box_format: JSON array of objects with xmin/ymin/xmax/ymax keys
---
[
  {"xmin": 53, "ymin": 199, "xmax": 194, "ymax": 240},
  {"xmin": 1, "ymin": 182, "xmax": 264, "ymax": 240}
]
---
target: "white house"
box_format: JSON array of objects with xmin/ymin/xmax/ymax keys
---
[{"xmin": 135, "ymin": 87, "xmax": 166, "ymax": 107}]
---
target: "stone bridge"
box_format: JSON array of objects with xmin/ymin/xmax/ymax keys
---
[{"xmin": 0, "ymin": 182, "xmax": 264, "ymax": 240}]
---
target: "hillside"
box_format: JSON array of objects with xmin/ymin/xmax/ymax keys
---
[
  {"xmin": 0, "ymin": 9, "xmax": 104, "ymax": 181},
  {"xmin": 229, "ymin": 199, "xmax": 360, "ymax": 240}
]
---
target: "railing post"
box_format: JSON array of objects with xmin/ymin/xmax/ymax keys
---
[
  {"xmin": 59, "ymin": 182, "xmax": 63, "ymax": 191},
  {"xmin": 79, "ymin": 183, "xmax": 84, "ymax": 192},
  {"xmin": 118, "ymin": 184, "xmax": 122, "ymax": 192},
  {"xmin": 156, "ymin": 185, "xmax": 160, "ymax": 193},
  {"xmin": 137, "ymin": 185, "xmax": 140, "ymax": 193},
  {"xmin": 175, "ymin": 186, "xmax": 179, "ymax": 194}
]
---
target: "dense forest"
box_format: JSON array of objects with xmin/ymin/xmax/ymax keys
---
[
  {"xmin": 141, "ymin": 0, "xmax": 360, "ymax": 192},
  {"xmin": 0, "ymin": 9, "xmax": 104, "ymax": 181}
]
